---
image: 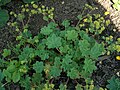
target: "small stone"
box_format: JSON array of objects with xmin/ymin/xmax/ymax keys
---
[
  {"xmin": 113, "ymin": 29, "xmax": 116, "ymax": 32},
  {"xmin": 61, "ymin": 1, "xmax": 64, "ymax": 4},
  {"xmin": 116, "ymin": 72, "xmax": 120, "ymax": 76},
  {"xmin": 99, "ymin": 61, "xmax": 102, "ymax": 64}
]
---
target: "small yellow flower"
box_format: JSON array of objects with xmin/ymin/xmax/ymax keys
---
[
  {"xmin": 25, "ymin": 4, "xmax": 29, "ymax": 7},
  {"xmin": 51, "ymin": 7, "xmax": 55, "ymax": 11},
  {"xmin": 41, "ymin": 5, "xmax": 45, "ymax": 9},
  {"xmin": 32, "ymin": 4, "xmax": 38, "ymax": 9},
  {"xmin": 31, "ymin": 10, "xmax": 37, "ymax": 14},
  {"xmin": 109, "ymin": 35, "xmax": 113, "ymax": 39},
  {"xmin": 31, "ymin": 1, "xmax": 34, "ymax": 4},
  {"xmin": 104, "ymin": 11, "xmax": 109, "ymax": 15},
  {"xmin": 16, "ymin": 28, "xmax": 19, "ymax": 32},
  {"xmin": 106, "ymin": 37, "xmax": 110, "ymax": 41},
  {"xmin": 21, "ymin": 5, "xmax": 24, "ymax": 8},
  {"xmin": 107, "ymin": 51, "xmax": 110, "ymax": 55},
  {"xmin": 10, "ymin": 11, "xmax": 14, "ymax": 15},
  {"xmin": 83, "ymin": 18, "xmax": 87, "ymax": 22},
  {"xmin": 26, "ymin": 8, "xmax": 29, "ymax": 12},
  {"xmin": 38, "ymin": 8, "xmax": 42, "ymax": 13},
  {"xmin": 116, "ymin": 45, "xmax": 120, "ymax": 52},
  {"xmin": 79, "ymin": 24, "xmax": 85, "ymax": 27},
  {"xmin": 14, "ymin": 14, "xmax": 17, "ymax": 17},
  {"xmin": 116, "ymin": 56, "xmax": 120, "ymax": 60},
  {"xmin": 22, "ymin": 8, "xmax": 26, "ymax": 12}
]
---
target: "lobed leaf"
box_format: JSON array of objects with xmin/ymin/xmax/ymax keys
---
[
  {"xmin": 107, "ymin": 76, "xmax": 120, "ymax": 90},
  {"xmin": 90, "ymin": 42, "xmax": 105, "ymax": 59},
  {"xmin": 46, "ymin": 34, "xmax": 62, "ymax": 49},
  {"xmin": 83, "ymin": 58, "xmax": 96, "ymax": 73},
  {"xmin": 33, "ymin": 61, "xmax": 44, "ymax": 73},
  {"xmin": 79, "ymin": 40, "xmax": 90, "ymax": 57},
  {"xmin": 50, "ymin": 66, "xmax": 61, "ymax": 77},
  {"xmin": 40, "ymin": 26, "xmax": 53, "ymax": 35},
  {"xmin": 2, "ymin": 49, "xmax": 11, "ymax": 57},
  {"xmin": 12, "ymin": 71, "xmax": 20, "ymax": 83},
  {"xmin": 67, "ymin": 68, "xmax": 79, "ymax": 79},
  {"xmin": 65, "ymin": 30, "xmax": 78, "ymax": 40}
]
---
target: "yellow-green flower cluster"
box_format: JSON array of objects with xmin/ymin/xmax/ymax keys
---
[
  {"xmin": 20, "ymin": 2, "xmax": 54, "ymax": 19},
  {"xmin": 107, "ymin": 37, "xmax": 120, "ymax": 53},
  {"xmin": 105, "ymin": 35, "xmax": 113, "ymax": 41},
  {"xmin": 79, "ymin": 13, "xmax": 110, "ymax": 34}
]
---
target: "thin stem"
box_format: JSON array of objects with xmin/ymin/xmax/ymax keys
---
[
  {"xmin": 26, "ymin": 15, "xmax": 31, "ymax": 25},
  {"xmin": 22, "ymin": 20, "xmax": 25, "ymax": 28},
  {"xmin": 50, "ymin": 78, "xmax": 54, "ymax": 84},
  {"xmin": 2, "ymin": 82, "xmax": 9, "ymax": 87},
  {"xmin": 56, "ymin": 48, "xmax": 63, "ymax": 55},
  {"xmin": 51, "ymin": 18, "xmax": 56, "ymax": 23},
  {"xmin": 76, "ymin": 7, "xmax": 96, "ymax": 27},
  {"xmin": 74, "ymin": 79, "xmax": 79, "ymax": 84},
  {"xmin": 76, "ymin": 7, "xmax": 86, "ymax": 27},
  {"xmin": 65, "ymin": 77, "xmax": 69, "ymax": 85}
]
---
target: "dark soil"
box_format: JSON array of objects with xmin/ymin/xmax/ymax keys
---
[{"xmin": 0, "ymin": 0, "xmax": 120, "ymax": 89}]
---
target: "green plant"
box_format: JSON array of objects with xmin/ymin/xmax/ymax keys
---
[
  {"xmin": 107, "ymin": 76, "xmax": 120, "ymax": 90},
  {"xmin": 0, "ymin": 0, "xmax": 11, "ymax": 6},
  {"xmin": 76, "ymin": 4, "xmax": 110, "ymax": 35},
  {"xmin": 79, "ymin": 13, "xmax": 110, "ymax": 35},
  {"xmin": 107, "ymin": 37, "xmax": 120, "ymax": 53},
  {"xmin": 76, "ymin": 79, "xmax": 107, "ymax": 90},
  {"xmin": 112, "ymin": 0, "xmax": 120, "ymax": 10},
  {"xmin": 0, "ymin": 19, "xmax": 105, "ymax": 89},
  {"xmin": 9, "ymin": 2, "xmax": 54, "ymax": 30},
  {"xmin": 2, "ymin": 49, "xmax": 11, "ymax": 58},
  {"xmin": 1, "ymin": 3, "xmax": 108, "ymax": 90}
]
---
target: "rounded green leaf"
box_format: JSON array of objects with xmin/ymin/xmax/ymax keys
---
[
  {"xmin": 12, "ymin": 71, "xmax": 20, "ymax": 83},
  {"xmin": 50, "ymin": 66, "xmax": 61, "ymax": 77},
  {"xmin": 0, "ymin": 0, "xmax": 11, "ymax": 6},
  {"xmin": 2, "ymin": 49, "xmax": 11, "ymax": 57},
  {"xmin": 33, "ymin": 61, "xmax": 44, "ymax": 73},
  {"xmin": 0, "ymin": 9, "xmax": 9, "ymax": 28}
]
